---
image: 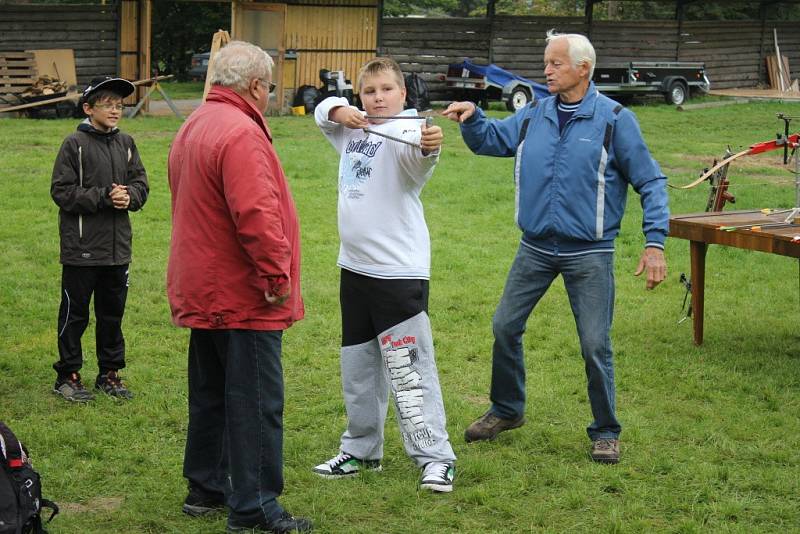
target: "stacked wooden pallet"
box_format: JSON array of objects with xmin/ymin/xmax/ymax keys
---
[{"xmin": 0, "ymin": 52, "xmax": 37, "ymax": 96}]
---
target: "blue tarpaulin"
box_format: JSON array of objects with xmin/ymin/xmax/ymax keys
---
[{"xmin": 452, "ymin": 60, "xmax": 550, "ymax": 99}]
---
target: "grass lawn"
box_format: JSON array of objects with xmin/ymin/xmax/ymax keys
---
[
  {"xmin": 1, "ymin": 100, "xmax": 799, "ymax": 533},
  {"xmin": 148, "ymin": 81, "xmax": 205, "ymax": 100}
]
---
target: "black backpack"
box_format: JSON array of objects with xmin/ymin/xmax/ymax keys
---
[
  {"xmin": 0, "ymin": 422, "xmax": 58, "ymax": 534},
  {"xmin": 404, "ymin": 73, "xmax": 431, "ymax": 112}
]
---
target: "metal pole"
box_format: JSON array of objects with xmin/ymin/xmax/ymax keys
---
[
  {"xmin": 780, "ymin": 138, "xmax": 799, "ymax": 224},
  {"xmin": 795, "ymin": 141, "xmax": 800, "ymax": 215}
]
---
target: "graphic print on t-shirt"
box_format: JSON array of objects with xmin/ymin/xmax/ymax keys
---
[{"xmin": 340, "ymin": 136, "xmax": 382, "ymax": 200}]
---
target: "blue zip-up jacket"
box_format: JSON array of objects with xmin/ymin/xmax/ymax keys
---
[{"xmin": 460, "ymin": 82, "xmax": 669, "ymax": 255}]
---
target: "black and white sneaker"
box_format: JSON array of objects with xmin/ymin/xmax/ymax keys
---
[
  {"xmin": 311, "ymin": 452, "xmax": 381, "ymax": 479},
  {"xmin": 420, "ymin": 462, "xmax": 455, "ymax": 493}
]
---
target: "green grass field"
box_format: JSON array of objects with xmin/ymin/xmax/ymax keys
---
[
  {"xmin": 148, "ymin": 81, "xmax": 205, "ymax": 100},
  {"xmin": 1, "ymin": 101, "xmax": 799, "ymax": 533}
]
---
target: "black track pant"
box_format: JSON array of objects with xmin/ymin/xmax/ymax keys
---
[
  {"xmin": 54, "ymin": 264, "xmax": 129, "ymax": 377},
  {"xmin": 340, "ymin": 268, "xmax": 429, "ymax": 346}
]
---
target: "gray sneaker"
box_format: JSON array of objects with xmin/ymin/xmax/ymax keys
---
[
  {"xmin": 464, "ymin": 410, "xmax": 525, "ymax": 442},
  {"xmin": 420, "ymin": 462, "xmax": 455, "ymax": 493},
  {"xmin": 590, "ymin": 438, "xmax": 620, "ymax": 464},
  {"xmin": 53, "ymin": 372, "xmax": 95, "ymax": 403}
]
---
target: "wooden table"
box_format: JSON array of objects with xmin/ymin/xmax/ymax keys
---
[{"xmin": 669, "ymin": 210, "xmax": 800, "ymax": 345}]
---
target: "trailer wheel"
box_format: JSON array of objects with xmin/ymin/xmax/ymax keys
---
[
  {"xmin": 664, "ymin": 80, "xmax": 687, "ymax": 105},
  {"xmin": 506, "ymin": 87, "xmax": 531, "ymax": 112}
]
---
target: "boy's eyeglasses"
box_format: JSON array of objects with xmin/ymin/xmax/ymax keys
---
[
  {"xmin": 94, "ymin": 103, "xmax": 124, "ymax": 112},
  {"xmin": 260, "ymin": 79, "xmax": 276, "ymax": 94}
]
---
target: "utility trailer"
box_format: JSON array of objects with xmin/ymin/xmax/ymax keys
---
[
  {"xmin": 592, "ymin": 61, "xmax": 710, "ymax": 105},
  {"xmin": 444, "ymin": 60, "xmax": 550, "ymax": 111}
]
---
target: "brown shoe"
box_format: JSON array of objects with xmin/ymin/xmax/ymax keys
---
[
  {"xmin": 464, "ymin": 410, "xmax": 525, "ymax": 443},
  {"xmin": 590, "ymin": 438, "xmax": 620, "ymax": 464}
]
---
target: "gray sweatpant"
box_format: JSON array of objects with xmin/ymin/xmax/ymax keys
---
[{"xmin": 339, "ymin": 311, "xmax": 456, "ymax": 467}]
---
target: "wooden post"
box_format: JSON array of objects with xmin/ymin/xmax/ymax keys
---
[
  {"xmin": 376, "ymin": 0, "xmax": 384, "ymax": 56},
  {"xmin": 487, "ymin": 0, "xmax": 495, "ymax": 64},
  {"xmin": 675, "ymin": 0, "xmax": 685, "ymax": 61},
  {"xmin": 138, "ymin": 0, "xmax": 151, "ymax": 112},
  {"xmin": 231, "ymin": 0, "xmax": 239, "ymax": 39},
  {"xmin": 202, "ymin": 30, "xmax": 231, "ymax": 102},
  {"xmin": 758, "ymin": 2, "xmax": 768, "ymax": 87},
  {"xmin": 584, "ymin": 0, "xmax": 594, "ymax": 40}
]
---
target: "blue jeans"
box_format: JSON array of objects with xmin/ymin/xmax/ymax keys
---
[
  {"xmin": 183, "ymin": 329, "xmax": 285, "ymax": 524},
  {"xmin": 490, "ymin": 244, "xmax": 621, "ymax": 440}
]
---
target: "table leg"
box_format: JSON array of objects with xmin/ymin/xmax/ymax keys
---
[{"xmin": 689, "ymin": 240, "xmax": 707, "ymax": 345}]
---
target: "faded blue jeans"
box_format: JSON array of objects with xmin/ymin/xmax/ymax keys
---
[
  {"xmin": 489, "ymin": 244, "xmax": 621, "ymax": 440},
  {"xmin": 183, "ymin": 329, "xmax": 286, "ymax": 524}
]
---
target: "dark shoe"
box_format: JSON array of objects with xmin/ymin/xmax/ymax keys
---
[
  {"xmin": 53, "ymin": 372, "xmax": 95, "ymax": 402},
  {"xmin": 227, "ymin": 511, "xmax": 313, "ymax": 533},
  {"xmin": 311, "ymin": 452, "xmax": 382, "ymax": 479},
  {"xmin": 182, "ymin": 483, "xmax": 225, "ymax": 517},
  {"xmin": 419, "ymin": 462, "xmax": 455, "ymax": 493},
  {"xmin": 95, "ymin": 370, "xmax": 133, "ymax": 399},
  {"xmin": 590, "ymin": 438, "xmax": 620, "ymax": 464},
  {"xmin": 464, "ymin": 410, "xmax": 525, "ymax": 442}
]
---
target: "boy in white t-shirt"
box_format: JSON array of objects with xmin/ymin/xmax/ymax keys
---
[{"xmin": 312, "ymin": 57, "xmax": 456, "ymax": 492}]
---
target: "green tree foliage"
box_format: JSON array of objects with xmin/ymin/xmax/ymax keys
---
[
  {"xmin": 384, "ymin": 1, "xmax": 800, "ymax": 20},
  {"xmin": 384, "ymin": 0, "xmax": 486, "ymax": 17},
  {"xmin": 495, "ymin": 0, "xmax": 583, "ymax": 16},
  {"xmin": 151, "ymin": 1, "xmax": 230, "ymax": 80}
]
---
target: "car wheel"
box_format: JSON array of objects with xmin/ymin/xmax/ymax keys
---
[
  {"xmin": 506, "ymin": 87, "xmax": 530, "ymax": 112},
  {"xmin": 664, "ymin": 81, "xmax": 687, "ymax": 105}
]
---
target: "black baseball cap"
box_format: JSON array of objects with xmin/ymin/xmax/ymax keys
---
[{"xmin": 82, "ymin": 77, "xmax": 135, "ymax": 99}]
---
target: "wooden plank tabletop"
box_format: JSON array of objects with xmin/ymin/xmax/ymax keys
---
[{"xmin": 670, "ymin": 209, "xmax": 800, "ymax": 258}]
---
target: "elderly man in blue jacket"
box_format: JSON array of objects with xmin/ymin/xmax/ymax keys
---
[{"xmin": 443, "ymin": 31, "xmax": 668, "ymax": 463}]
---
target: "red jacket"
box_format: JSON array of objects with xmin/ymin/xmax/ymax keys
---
[{"xmin": 167, "ymin": 87, "xmax": 303, "ymax": 330}]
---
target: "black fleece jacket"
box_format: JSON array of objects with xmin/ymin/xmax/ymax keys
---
[{"xmin": 51, "ymin": 121, "xmax": 149, "ymax": 266}]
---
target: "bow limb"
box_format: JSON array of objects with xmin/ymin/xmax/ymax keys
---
[{"xmin": 669, "ymin": 148, "xmax": 750, "ymax": 190}]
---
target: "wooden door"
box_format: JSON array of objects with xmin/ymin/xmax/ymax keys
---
[{"xmin": 119, "ymin": 0, "xmax": 151, "ymax": 106}]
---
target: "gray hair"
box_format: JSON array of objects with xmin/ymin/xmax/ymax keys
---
[
  {"xmin": 546, "ymin": 30, "xmax": 596, "ymax": 79},
  {"xmin": 209, "ymin": 41, "xmax": 274, "ymax": 92}
]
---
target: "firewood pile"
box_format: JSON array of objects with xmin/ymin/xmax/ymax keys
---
[{"xmin": 21, "ymin": 75, "xmax": 68, "ymax": 98}]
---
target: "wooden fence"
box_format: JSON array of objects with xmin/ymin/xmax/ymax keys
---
[
  {"xmin": 284, "ymin": 3, "xmax": 377, "ymax": 91},
  {"xmin": 382, "ymin": 16, "xmax": 800, "ymax": 100},
  {"xmin": 0, "ymin": 4, "xmax": 118, "ymax": 90}
]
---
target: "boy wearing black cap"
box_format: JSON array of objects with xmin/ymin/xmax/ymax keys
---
[{"xmin": 50, "ymin": 76, "xmax": 149, "ymax": 402}]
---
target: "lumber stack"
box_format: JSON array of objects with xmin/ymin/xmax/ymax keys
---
[
  {"xmin": 766, "ymin": 55, "xmax": 791, "ymax": 90},
  {"xmin": 766, "ymin": 27, "xmax": 799, "ymax": 93},
  {"xmin": 0, "ymin": 52, "xmax": 37, "ymax": 96}
]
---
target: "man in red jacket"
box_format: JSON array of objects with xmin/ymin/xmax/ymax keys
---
[{"xmin": 167, "ymin": 41, "xmax": 309, "ymax": 533}]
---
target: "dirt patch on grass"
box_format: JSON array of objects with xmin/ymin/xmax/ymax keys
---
[
  {"xmin": 463, "ymin": 394, "xmax": 489, "ymax": 406},
  {"xmin": 664, "ymin": 152, "xmax": 791, "ymax": 179},
  {"xmin": 60, "ymin": 496, "xmax": 124, "ymax": 514}
]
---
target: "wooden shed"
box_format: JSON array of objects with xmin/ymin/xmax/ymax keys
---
[{"xmin": 231, "ymin": 0, "xmax": 378, "ymax": 110}]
